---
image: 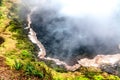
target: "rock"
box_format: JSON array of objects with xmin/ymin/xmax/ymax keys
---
[{"xmin": 100, "ymin": 61, "xmax": 120, "ymax": 77}]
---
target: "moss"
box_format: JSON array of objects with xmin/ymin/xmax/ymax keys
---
[
  {"xmin": 74, "ymin": 76, "xmax": 89, "ymax": 80},
  {"xmin": 93, "ymin": 75, "xmax": 104, "ymax": 80},
  {"xmin": 5, "ymin": 57, "xmax": 15, "ymax": 69},
  {"xmin": 106, "ymin": 75, "xmax": 120, "ymax": 80}
]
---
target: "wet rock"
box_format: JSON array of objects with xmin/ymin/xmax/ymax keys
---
[
  {"xmin": 100, "ymin": 61, "xmax": 120, "ymax": 77},
  {"xmin": 39, "ymin": 57, "xmax": 81, "ymax": 72},
  {"xmin": 39, "ymin": 58, "xmax": 67, "ymax": 72}
]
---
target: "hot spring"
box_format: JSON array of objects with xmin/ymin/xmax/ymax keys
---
[{"xmin": 21, "ymin": 0, "xmax": 120, "ymax": 71}]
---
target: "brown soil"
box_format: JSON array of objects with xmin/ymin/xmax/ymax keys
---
[
  {"xmin": 0, "ymin": 36, "xmax": 4, "ymax": 45},
  {"xmin": 0, "ymin": 56, "xmax": 40, "ymax": 80}
]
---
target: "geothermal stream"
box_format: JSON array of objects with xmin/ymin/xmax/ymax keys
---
[
  {"xmin": 26, "ymin": 9, "xmax": 80, "ymax": 71},
  {"xmin": 26, "ymin": 8, "xmax": 46, "ymax": 58},
  {"xmin": 26, "ymin": 9, "xmax": 120, "ymax": 72}
]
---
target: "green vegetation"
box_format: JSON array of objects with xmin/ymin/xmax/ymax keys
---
[
  {"xmin": 0, "ymin": 0, "xmax": 120, "ymax": 80},
  {"xmin": 25, "ymin": 62, "xmax": 44, "ymax": 78},
  {"xmin": 14, "ymin": 59, "xmax": 23, "ymax": 70},
  {"xmin": 0, "ymin": 0, "xmax": 2, "ymax": 6}
]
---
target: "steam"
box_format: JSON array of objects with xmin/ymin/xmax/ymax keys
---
[
  {"xmin": 59, "ymin": 0, "xmax": 119, "ymax": 17},
  {"xmin": 21, "ymin": 0, "xmax": 120, "ymax": 65}
]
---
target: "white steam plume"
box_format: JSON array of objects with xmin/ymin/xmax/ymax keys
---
[
  {"xmin": 21, "ymin": 0, "xmax": 120, "ymax": 65},
  {"xmin": 59, "ymin": 0, "xmax": 119, "ymax": 17}
]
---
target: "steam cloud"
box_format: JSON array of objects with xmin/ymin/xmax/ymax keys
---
[{"xmin": 21, "ymin": 0, "xmax": 120, "ymax": 65}]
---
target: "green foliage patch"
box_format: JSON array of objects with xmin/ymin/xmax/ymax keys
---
[
  {"xmin": 0, "ymin": 0, "xmax": 3, "ymax": 6},
  {"xmin": 14, "ymin": 59, "xmax": 23, "ymax": 70},
  {"xmin": 25, "ymin": 62, "xmax": 44, "ymax": 78}
]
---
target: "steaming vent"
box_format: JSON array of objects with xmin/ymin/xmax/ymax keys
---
[
  {"xmin": 22, "ymin": 0, "xmax": 120, "ymax": 71},
  {"xmin": 30, "ymin": 9, "xmax": 120, "ymax": 66}
]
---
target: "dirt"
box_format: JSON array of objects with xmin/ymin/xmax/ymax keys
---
[
  {"xmin": 0, "ymin": 36, "xmax": 4, "ymax": 45},
  {"xmin": 0, "ymin": 56, "xmax": 40, "ymax": 80}
]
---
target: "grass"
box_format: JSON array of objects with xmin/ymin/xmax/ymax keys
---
[
  {"xmin": 14, "ymin": 59, "xmax": 23, "ymax": 70},
  {"xmin": 25, "ymin": 62, "xmax": 44, "ymax": 78}
]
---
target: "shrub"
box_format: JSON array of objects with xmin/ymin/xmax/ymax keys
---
[{"xmin": 85, "ymin": 71, "xmax": 97, "ymax": 79}]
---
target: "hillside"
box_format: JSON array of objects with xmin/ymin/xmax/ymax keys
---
[{"xmin": 0, "ymin": 0, "xmax": 120, "ymax": 80}]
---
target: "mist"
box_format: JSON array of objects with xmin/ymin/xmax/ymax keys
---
[{"xmin": 21, "ymin": 0, "xmax": 120, "ymax": 65}]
